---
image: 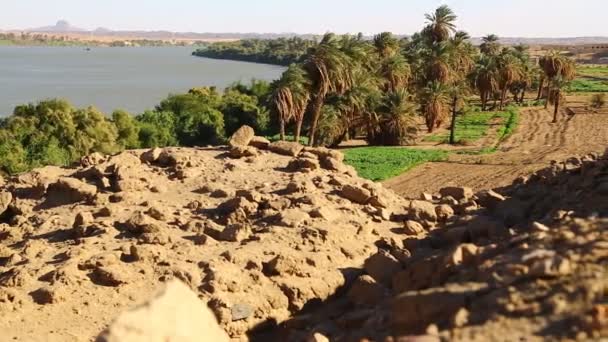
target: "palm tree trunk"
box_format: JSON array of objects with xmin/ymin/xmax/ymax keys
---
[
  {"xmin": 552, "ymin": 91, "xmax": 560, "ymax": 123},
  {"xmin": 294, "ymin": 117, "xmax": 303, "ymax": 144},
  {"xmin": 500, "ymin": 87, "xmax": 507, "ymax": 110},
  {"xmin": 449, "ymin": 96, "xmax": 458, "ymax": 145},
  {"xmin": 279, "ymin": 117, "xmax": 286, "ymax": 141},
  {"xmin": 520, "ymin": 90, "xmax": 525, "ymax": 103},
  {"xmin": 481, "ymin": 92, "xmax": 487, "ymax": 111},
  {"xmin": 536, "ymin": 77, "xmax": 544, "ymax": 100},
  {"xmin": 308, "ymin": 95, "xmax": 324, "ymax": 146}
]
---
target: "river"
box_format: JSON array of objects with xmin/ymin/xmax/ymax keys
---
[{"xmin": 0, "ymin": 46, "xmax": 285, "ymax": 116}]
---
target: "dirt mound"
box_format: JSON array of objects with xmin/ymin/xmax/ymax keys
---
[
  {"xmin": 273, "ymin": 152, "xmax": 608, "ymax": 341},
  {"xmin": 0, "ymin": 133, "xmax": 415, "ymax": 341}
]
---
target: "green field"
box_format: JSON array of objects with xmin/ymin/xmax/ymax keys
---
[
  {"xmin": 577, "ymin": 66, "xmax": 608, "ymax": 77},
  {"xmin": 343, "ymin": 147, "xmax": 448, "ymax": 181},
  {"xmin": 425, "ymin": 107, "xmax": 519, "ymax": 144},
  {"xmin": 567, "ymin": 79, "xmax": 608, "ymax": 93},
  {"xmin": 266, "ymin": 134, "xmax": 309, "ymax": 145}
]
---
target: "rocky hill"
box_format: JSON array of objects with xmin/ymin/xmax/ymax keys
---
[{"xmin": 0, "ymin": 126, "xmax": 606, "ymax": 341}]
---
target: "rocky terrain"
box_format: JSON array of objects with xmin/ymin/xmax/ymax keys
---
[{"xmin": 0, "ymin": 125, "xmax": 606, "ymax": 341}]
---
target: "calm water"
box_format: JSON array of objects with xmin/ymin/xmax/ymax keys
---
[{"xmin": 0, "ymin": 46, "xmax": 285, "ymax": 116}]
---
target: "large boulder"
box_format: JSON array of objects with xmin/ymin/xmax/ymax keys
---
[
  {"xmin": 268, "ymin": 141, "xmax": 304, "ymax": 157},
  {"xmin": 409, "ymin": 200, "xmax": 438, "ymax": 223},
  {"xmin": 229, "ymin": 125, "xmax": 255, "ymax": 147},
  {"xmin": 97, "ymin": 280, "xmax": 230, "ymax": 342},
  {"xmin": 46, "ymin": 177, "xmax": 97, "ymax": 205}
]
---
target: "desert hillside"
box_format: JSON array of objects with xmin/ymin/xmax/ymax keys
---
[{"xmin": 0, "ymin": 126, "xmax": 606, "ymax": 341}]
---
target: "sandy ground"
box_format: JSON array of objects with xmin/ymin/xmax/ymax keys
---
[{"xmin": 384, "ymin": 106, "xmax": 608, "ymax": 198}]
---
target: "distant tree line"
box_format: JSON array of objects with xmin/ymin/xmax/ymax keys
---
[
  {"xmin": 0, "ymin": 81, "xmax": 271, "ymax": 175},
  {"xmin": 193, "ymin": 37, "xmax": 317, "ymax": 66}
]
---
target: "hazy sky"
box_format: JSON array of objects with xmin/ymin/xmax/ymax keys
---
[{"xmin": 1, "ymin": 0, "xmax": 606, "ymax": 37}]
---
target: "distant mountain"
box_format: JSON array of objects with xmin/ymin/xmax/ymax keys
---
[
  {"xmin": 16, "ymin": 21, "xmax": 608, "ymax": 46},
  {"xmin": 28, "ymin": 20, "xmax": 86, "ymax": 33}
]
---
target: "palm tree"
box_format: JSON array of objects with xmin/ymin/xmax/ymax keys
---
[
  {"xmin": 497, "ymin": 50, "xmax": 522, "ymax": 110},
  {"xmin": 380, "ymin": 54, "xmax": 411, "ymax": 92},
  {"xmin": 541, "ymin": 51, "xmax": 576, "ymax": 109},
  {"xmin": 373, "ymin": 32, "xmax": 400, "ymax": 58},
  {"xmin": 303, "ymin": 33, "xmax": 352, "ymax": 146},
  {"xmin": 374, "ymin": 88, "xmax": 418, "ymax": 145},
  {"xmin": 270, "ymin": 64, "xmax": 310, "ymax": 141},
  {"xmin": 447, "ymin": 32, "xmax": 475, "ymax": 144},
  {"xmin": 421, "ymin": 82, "xmax": 449, "ymax": 132},
  {"xmin": 547, "ymin": 58, "xmax": 576, "ymax": 123},
  {"xmin": 472, "ymin": 56, "xmax": 499, "ymax": 111},
  {"xmin": 424, "ymin": 5, "xmax": 457, "ymax": 43},
  {"xmin": 480, "ymin": 34, "xmax": 500, "ymax": 55}
]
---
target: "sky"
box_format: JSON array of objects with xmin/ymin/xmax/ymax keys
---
[{"xmin": 1, "ymin": 0, "xmax": 607, "ymax": 37}]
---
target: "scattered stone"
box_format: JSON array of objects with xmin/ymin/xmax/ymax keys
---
[
  {"xmin": 403, "ymin": 220, "xmax": 425, "ymax": 236},
  {"xmin": 476, "ymin": 189, "xmax": 506, "ymax": 209},
  {"xmin": 279, "ymin": 209, "xmax": 309, "ymax": 227},
  {"xmin": 348, "ymin": 274, "xmax": 387, "ymax": 306},
  {"xmin": 231, "ymin": 303, "xmax": 254, "ymax": 321},
  {"xmin": 340, "ymin": 185, "xmax": 372, "ymax": 204},
  {"xmin": 249, "ymin": 136, "xmax": 271, "ymax": 149},
  {"xmin": 140, "ymin": 147, "xmax": 164, "ymax": 163},
  {"xmin": 219, "ymin": 223, "xmax": 251, "ymax": 242},
  {"xmin": 229, "ymin": 145, "xmax": 259, "ymax": 159},
  {"xmin": 229, "ymin": 125, "xmax": 255, "ymax": 147},
  {"xmin": 439, "ymin": 187, "xmax": 474, "ymax": 201},
  {"xmin": 287, "ymin": 157, "xmax": 320, "ymax": 172},
  {"xmin": 268, "ymin": 141, "xmax": 304, "ymax": 157},
  {"xmin": 409, "ymin": 200, "xmax": 437, "ymax": 223},
  {"xmin": 364, "ymin": 251, "xmax": 401, "ymax": 286},
  {"xmin": 435, "ymin": 204, "xmax": 454, "ymax": 221},
  {"xmin": 46, "ymin": 177, "xmax": 97, "ymax": 204}
]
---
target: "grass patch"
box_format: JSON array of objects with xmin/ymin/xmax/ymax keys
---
[
  {"xmin": 496, "ymin": 107, "xmax": 519, "ymax": 142},
  {"xmin": 567, "ymin": 79, "xmax": 608, "ymax": 93},
  {"xmin": 343, "ymin": 147, "xmax": 448, "ymax": 181},
  {"xmin": 455, "ymin": 147, "xmax": 497, "ymax": 156},
  {"xmin": 577, "ymin": 66, "xmax": 608, "ymax": 78},
  {"xmin": 266, "ymin": 134, "xmax": 309, "ymax": 145},
  {"xmin": 425, "ymin": 108, "xmax": 517, "ymax": 144}
]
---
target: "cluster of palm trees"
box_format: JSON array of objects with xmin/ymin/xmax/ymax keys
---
[
  {"xmin": 271, "ymin": 5, "xmax": 576, "ymax": 147},
  {"xmin": 538, "ymin": 51, "xmax": 577, "ymax": 122}
]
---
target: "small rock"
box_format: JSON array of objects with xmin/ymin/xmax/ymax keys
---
[
  {"xmin": 287, "ymin": 158, "xmax": 320, "ymax": 172},
  {"xmin": 347, "ymin": 274, "xmax": 387, "ymax": 306},
  {"xmin": 249, "ymin": 136, "xmax": 271, "ymax": 149},
  {"xmin": 435, "ymin": 204, "xmax": 454, "ymax": 221},
  {"xmin": 268, "ymin": 141, "xmax": 304, "ymax": 157},
  {"xmin": 476, "ymin": 189, "xmax": 506, "ymax": 209},
  {"xmin": 404, "ymin": 220, "xmax": 425, "ymax": 236},
  {"xmin": 46, "ymin": 177, "xmax": 97, "ymax": 204},
  {"xmin": 218, "ymin": 223, "xmax": 251, "ymax": 242},
  {"xmin": 231, "ymin": 303, "xmax": 254, "ymax": 321},
  {"xmin": 409, "ymin": 200, "xmax": 437, "ymax": 223},
  {"xmin": 364, "ymin": 251, "xmax": 401, "ymax": 286},
  {"xmin": 279, "ymin": 209, "xmax": 309, "ymax": 227},
  {"xmin": 140, "ymin": 148, "xmax": 164, "ymax": 163},
  {"xmin": 229, "ymin": 146, "xmax": 259, "ymax": 159},
  {"xmin": 340, "ymin": 185, "xmax": 372, "ymax": 204},
  {"xmin": 439, "ymin": 187, "xmax": 474, "ymax": 201}
]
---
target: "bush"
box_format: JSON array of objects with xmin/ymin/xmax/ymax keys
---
[{"xmin": 0, "ymin": 99, "xmax": 121, "ymax": 174}]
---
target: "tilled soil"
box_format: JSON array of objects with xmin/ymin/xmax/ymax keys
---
[{"xmin": 384, "ymin": 107, "xmax": 608, "ymax": 198}]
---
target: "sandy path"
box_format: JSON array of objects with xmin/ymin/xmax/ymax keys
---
[{"xmin": 383, "ymin": 107, "xmax": 608, "ymax": 198}]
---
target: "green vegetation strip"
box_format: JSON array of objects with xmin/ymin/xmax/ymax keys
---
[
  {"xmin": 425, "ymin": 107, "xmax": 518, "ymax": 144},
  {"xmin": 567, "ymin": 79, "xmax": 608, "ymax": 93},
  {"xmin": 343, "ymin": 147, "xmax": 448, "ymax": 182}
]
